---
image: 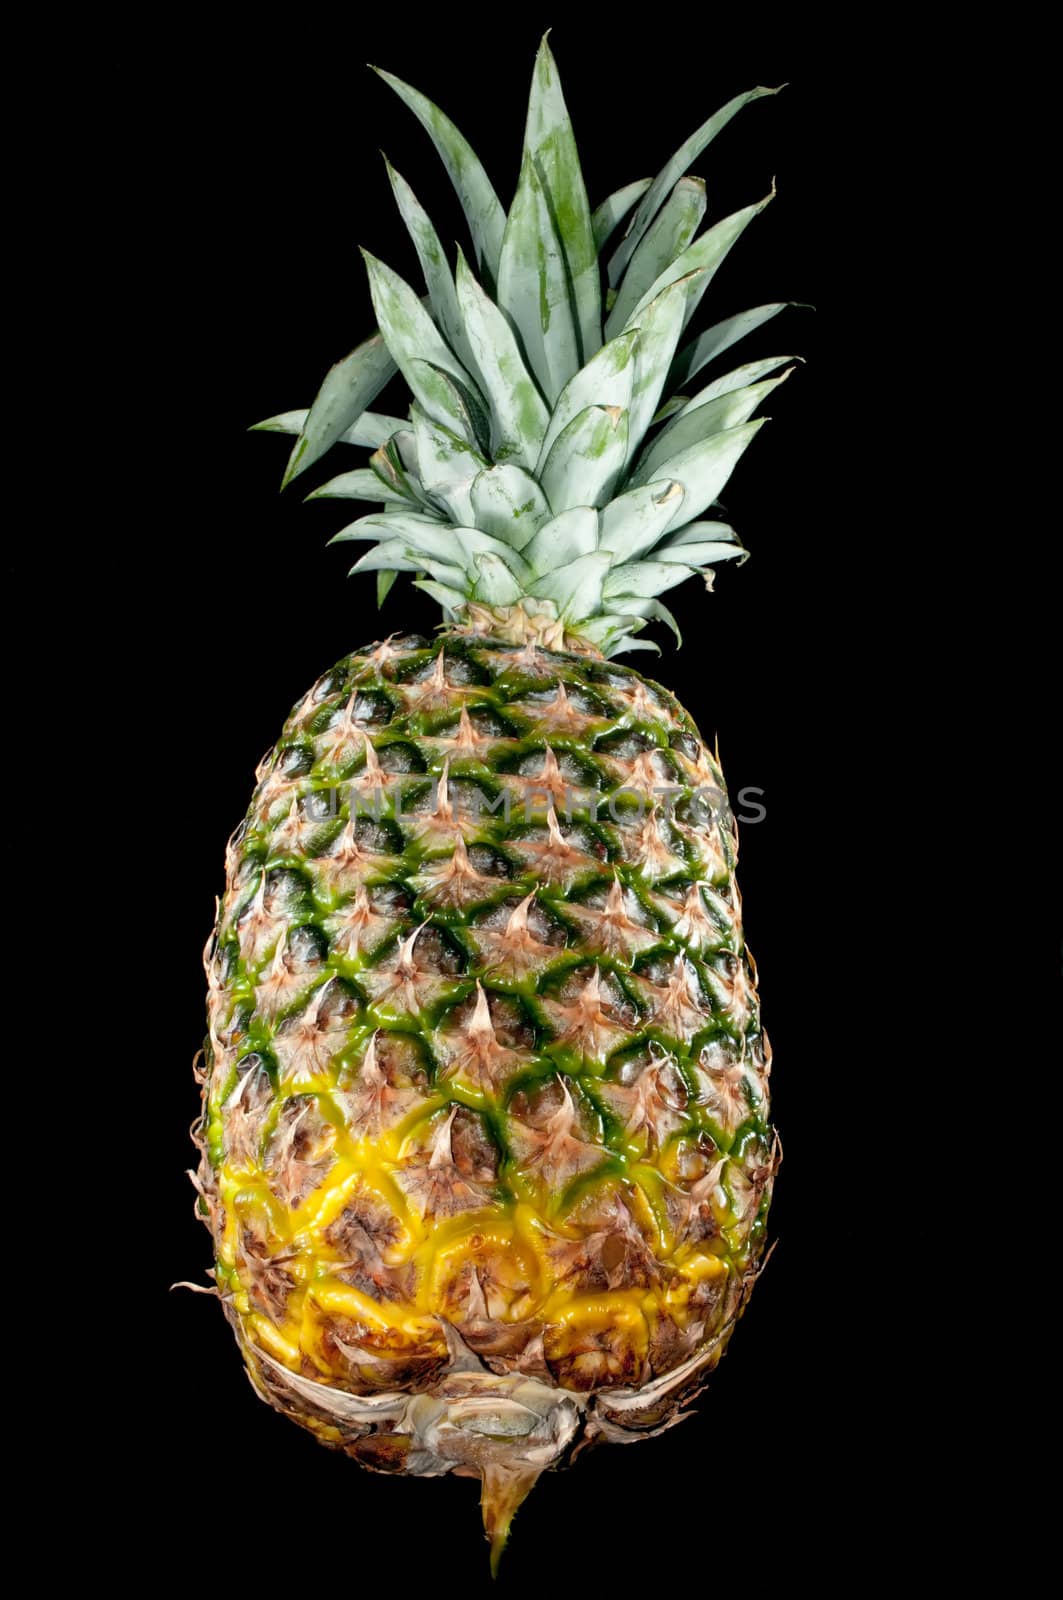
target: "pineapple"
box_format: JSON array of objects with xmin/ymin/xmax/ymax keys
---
[{"xmin": 195, "ymin": 37, "xmax": 790, "ymax": 1571}]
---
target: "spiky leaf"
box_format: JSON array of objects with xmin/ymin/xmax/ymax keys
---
[
  {"xmin": 523, "ymin": 35, "xmax": 601, "ymax": 362},
  {"xmin": 454, "ymin": 251, "xmax": 549, "ymax": 471},
  {"xmin": 592, "ymin": 179, "xmax": 652, "ymax": 252},
  {"xmin": 411, "ymin": 403, "xmax": 488, "ymax": 525},
  {"xmin": 362, "ymin": 251, "xmax": 480, "ymax": 435},
  {"xmin": 523, "ymin": 506, "xmax": 598, "ymax": 575},
  {"xmin": 608, "ymin": 85, "xmax": 781, "ymax": 285},
  {"xmin": 624, "ymin": 191, "xmax": 775, "ymax": 335},
  {"xmin": 653, "ymin": 418, "xmax": 767, "ymax": 531},
  {"xmin": 604, "ymin": 560, "xmax": 695, "ymax": 599},
  {"xmin": 384, "ymin": 159, "xmax": 477, "ymax": 375},
  {"xmin": 473, "ymin": 552, "xmax": 524, "ymax": 605},
  {"xmin": 605, "ymin": 177, "xmax": 706, "ymax": 339},
  {"xmin": 470, "ymin": 465, "xmax": 552, "ymax": 552},
  {"xmin": 280, "ymin": 335, "xmax": 396, "ymax": 488},
  {"xmin": 372, "ymin": 67, "xmax": 506, "ymax": 279},
  {"xmin": 306, "ymin": 469, "xmax": 388, "ymax": 502},
  {"xmin": 497, "ymin": 155, "xmax": 580, "ymax": 405},
  {"xmin": 536, "ymin": 331, "xmax": 637, "ymax": 469},
  {"xmin": 625, "ymin": 273, "xmax": 703, "ymax": 460},
  {"xmin": 539, "ymin": 405, "xmax": 628, "ymax": 512},
  {"xmin": 669, "ymin": 302, "xmax": 797, "ymax": 388},
  {"xmin": 597, "ymin": 480, "xmax": 685, "ymax": 562},
  {"xmin": 529, "ymin": 551, "xmax": 611, "ymax": 619},
  {"xmin": 631, "ymin": 370, "xmax": 791, "ymax": 484}
]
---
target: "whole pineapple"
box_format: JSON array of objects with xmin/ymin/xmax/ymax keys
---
[{"xmin": 195, "ymin": 38, "xmax": 791, "ymax": 1570}]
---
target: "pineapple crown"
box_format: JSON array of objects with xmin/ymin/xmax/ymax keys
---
[{"xmin": 255, "ymin": 37, "xmax": 799, "ymax": 657}]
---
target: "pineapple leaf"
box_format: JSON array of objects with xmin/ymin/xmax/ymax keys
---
[
  {"xmin": 631, "ymin": 369, "xmax": 792, "ymax": 485},
  {"xmin": 305, "ymin": 469, "xmax": 388, "ymax": 502},
  {"xmin": 407, "ymin": 360, "xmax": 483, "ymax": 451},
  {"xmin": 604, "ymin": 594, "xmax": 684, "ymax": 646},
  {"xmin": 655, "ymin": 534, "xmax": 747, "ymax": 566},
  {"xmin": 670, "ymin": 302, "xmax": 799, "ymax": 388},
  {"xmin": 597, "ymin": 480, "xmax": 685, "ymax": 562},
  {"xmin": 678, "ymin": 354, "xmax": 799, "ymax": 411},
  {"xmin": 349, "ymin": 541, "xmax": 465, "ymax": 584},
  {"xmin": 371, "ymin": 67, "xmax": 506, "ymax": 280},
  {"xmin": 412, "ymin": 577, "xmax": 467, "ymax": 611},
  {"xmin": 624, "ymin": 190, "xmax": 775, "ymax": 334},
  {"xmin": 377, "ymin": 569, "xmax": 399, "ymax": 605},
  {"xmin": 250, "ymin": 409, "xmax": 311, "ymax": 435},
  {"xmin": 383, "ymin": 158, "xmax": 478, "ymax": 376},
  {"xmin": 591, "ymin": 179, "xmax": 652, "ymax": 252},
  {"xmin": 328, "ymin": 511, "xmax": 446, "ymax": 544},
  {"xmin": 659, "ymin": 519, "xmax": 741, "ymax": 550},
  {"xmin": 625, "ymin": 272, "xmax": 704, "ymax": 461},
  {"xmin": 529, "ymin": 551, "xmax": 611, "ymax": 620},
  {"xmin": 523, "ymin": 34, "xmax": 601, "ymax": 363},
  {"xmin": 369, "ymin": 434, "xmax": 438, "ymax": 511},
  {"xmin": 522, "ymin": 506, "xmax": 599, "ymax": 575},
  {"xmin": 342, "ymin": 513, "xmax": 528, "ymax": 584},
  {"xmin": 603, "ymin": 560, "xmax": 696, "ymax": 599},
  {"xmin": 540, "ymin": 405, "xmax": 628, "ymax": 513},
  {"xmin": 651, "ymin": 417, "xmax": 767, "ymax": 532},
  {"xmin": 607, "ymin": 85, "xmax": 781, "ymax": 287},
  {"xmin": 473, "ymin": 552, "xmax": 525, "ymax": 605},
  {"xmin": 411, "ymin": 403, "xmax": 488, "ymax": 527},
  {"xmin": 498, "ymin": 154, "xmax": 580, "ymax": 405},
  {"xmin": 470, "ymin": 465, "xmax": 552, "ymax": 552},
  {"xmin": 454, "ymin": 250, "xmax": 549, "ymax": 472},
  {"xmin": 361, "ymin": 250, "xmax": 480, "ymax": 435},
  {"xmin": 536, "ymin": 330, "xmax": 637, "ymax": 470},
  {"xmin": 605, "ymin": 177, "xmax": 707, "ymax": 340},
  {"xmin": 279, "ymin": 334, "xmax": 396, "ymax": 488}
]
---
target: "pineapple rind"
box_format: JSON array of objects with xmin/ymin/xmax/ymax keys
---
[{"xmin": 196, "ymin": 631, "xmax": 776, "ymax": 1524}]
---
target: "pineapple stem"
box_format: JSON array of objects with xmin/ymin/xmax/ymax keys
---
[{"xmin": 481, "ymin": 1462, "xmax": 543, "ymax": 1577}]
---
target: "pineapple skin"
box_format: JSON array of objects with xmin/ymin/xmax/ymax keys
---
[{"xmin": 195, "ymin": 626, "xmax": 776, "ymax": 1530}]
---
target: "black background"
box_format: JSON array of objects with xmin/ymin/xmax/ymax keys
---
[{"xmin": 52, "ymin": 14, "xmax": 991, "ymax": 1587}]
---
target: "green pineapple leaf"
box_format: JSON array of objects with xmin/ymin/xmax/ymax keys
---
[
  {"xmin": 591, "ymin": 178, "xmax": 652, "ymax": 252},
  {"xmin": 253, "ymin": 409, "xmax": 408, "ymax": 448},
  {"xmin": 625, "ymin": 273, "xmax": 704, "ymax": 460},
  {"xmin": 412, "ymin": 577, "xmax": 467, "ymax": 611},
  {"xmin": 279, "ymin": 334, "xmax": 396, "ymax": 488},
  {"xmin": 305, "ymin": 469, "xmax": 388, "ymax": 502},
  {"xmin": 540, "ymin": 405, "xmax": 627, "ymax": 513},
  {"xmin": 605, "ymin": 177, "xmax": 706, "ymax": 340},
  {"xmin": 670, "ymin": 301, "xmax": 799, "ymax": 388},
  {"xmin": 529, "ymin": 551, "xmax": 612, "ymax": 620},
  {"xmin": 473, "ymin": 552, "xmax": 525, "ymax": 605},
  {"xmin": 498, "ymin": 154, "xmax": 580, "ymax": 405},
  {"xmin": 631, "ymin": 369, "xmax": 792, "ymax": 485},
  {"xmin": 371, "ymin": 66, "xmax": 506, "ymax": 280},
  {"xmin": 655, "ymin": 526, "xmax": 748, "ymax": 566},
  {"xmin": 361, "ymin": 250, "xmax": 481, "ymax": 436},
  {"xmin": 604, "ymin": 560, "xmax": 696, "ymax": 600},
  {"xmin": 454, "ymin": 250, "xmax": 550, "ymax": 472},
  {"xmin": 536, "ymin": 330, "xmax": 637, "ymax": 468},
  {"xmin": 650, "ymin": 417, "xmax": 767, "ymax": 532},
  {"xmin": 411, "ymin": 404, "xmax": 488, "ymax": 526},
  {"xmin": 623, "ymin": 190, "xmax": 776, "ymax": 334},
  {"xmin": 470, "ymin": 465, "xmax": 552, "ymax": 551},
  {"xmin": 523, "ymin": 34, "xmax": 601, "ymax": 363},
  {"xmin": 522, "ymin": 506, "xmax": 599, "ymax": 575},
  {"xmin": 383, "ymin": 158, "xmax": 478, "ymax": 377},
  {"xmin": 597, "ymin": 480, "xmax": 686, "ymax": 563},
  {"xmin": 607, "ymin": 84, "xmax": 781, "ymax": 286}
]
